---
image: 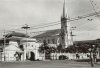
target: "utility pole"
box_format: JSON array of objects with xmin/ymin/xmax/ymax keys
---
[
  {"xmin": 3, "ymin": 33, "xmax": 6, "ymax": 61},
  {"xmin": 21, "ymin": 24, "xmax": 30, "ymax": 61},
  {"xmin": 3, "ymin": 25, "xmax": 6, "ymax": 61}
]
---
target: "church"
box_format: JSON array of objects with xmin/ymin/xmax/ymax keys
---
[{"xmin": 33, "ymin": 0, "xmax": 73, "ymax": 48}]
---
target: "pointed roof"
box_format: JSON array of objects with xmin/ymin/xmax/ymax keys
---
[
  {"xmin": 62, "ymin": 0, "xmax": 67, "ymax": 18},
  {"xmin": 62, "ymin": 0, "xmax": 66, "ymax": 18}
]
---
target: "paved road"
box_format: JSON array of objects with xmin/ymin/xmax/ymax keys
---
[{"xmin": 0, "ymin": 60, "xmax": 100, "ymax": 68}]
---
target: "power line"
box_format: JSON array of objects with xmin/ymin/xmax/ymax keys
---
[
  {"xmin": 3, "ymin": 10, "xmax": 100, "ymax": 34},
  {"xmin": 30, "ymin": 21, "xmax": 60, "ymax": 29},
  {"xmin": 90, "ymin": 0, "xmax": 97, "ymax": 13},
  {"xmin": 29, "ymin": 22, "xmax": 60, "ymax": 30},
  {"xmin": 29, "ymin": 0, "xmax": 100, "ymax": 30},
  {"xmin": 1, "ymin": 10, "xmax": 100, "ymax": 34},
  {"xmin": 30, "ymin": 29, "xmax": 60, "ymax": 34},
  {"xmin": 89, "ymin": 0, "xmax": 100, "ymax": 21},
  {"xmin": 29, "ymin": 11, "xmax": 100, "ymax": 30}
]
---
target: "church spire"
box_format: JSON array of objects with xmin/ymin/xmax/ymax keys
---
[
  {"xmin": 60, "ymin": 0, "xmax": 72, "ymax": 48},
  {"xmin": 62, "ymin": 0, "xmax": 66, "ymax": 18}
]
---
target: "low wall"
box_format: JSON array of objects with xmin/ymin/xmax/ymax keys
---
[{"xmin": 50, "ymin": 53, "xmax": 90, "ymax": 60}]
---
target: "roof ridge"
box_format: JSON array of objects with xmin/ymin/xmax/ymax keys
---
[{"xmin": 33, "ymin": 29, "xmax": 61, "ymax": 38}]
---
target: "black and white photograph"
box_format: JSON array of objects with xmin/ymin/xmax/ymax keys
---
[{"xmin": 0, "ymin": 0, "xmax": 100, "ymax": 68}]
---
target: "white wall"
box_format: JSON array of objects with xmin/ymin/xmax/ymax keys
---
[
  {"xmin": 2, "ymin": 41, "xmax": 24, "ymax": 62},
  {"xmin": 51, "ymin": 53, "xmax": 90, "ymax": 60},
  {"xmin": 22, "ymin": 41, "xmax": 40, "ymax": 60}
]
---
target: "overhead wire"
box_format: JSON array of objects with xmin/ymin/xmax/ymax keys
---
[
  {"xmin": 29, "ymin": 20, "xmax": 60, "ymax": 29},
  {"xmin": 29, "ymin": 12, "xmax": 100, "ymax": 35},
  {"xmin": 2, "ymin": 10, "xmax": 100, "ymax": 33},
  {"xmin": 1, "ymin": 8, "xmax": 100, "ymax": 35},
  {"xmin": 29, "ymin": 0, "xmax": 100, "ymax": 31},
  {"xmin": 29, "ymin": 11, "xmax": 100, "ymax": 31},
  {"xmin": 90, "ymin": 0, "xmax": 97, "ymax": 13}
]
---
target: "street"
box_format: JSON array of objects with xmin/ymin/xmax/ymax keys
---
[{"xmin": 1, "ymin": 60, "xmax": 100, "ymax": 68}]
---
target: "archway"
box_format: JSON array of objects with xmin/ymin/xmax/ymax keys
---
[{"xmin": 30, "ymin": 52, "xmax": 35, "ymax": 61}]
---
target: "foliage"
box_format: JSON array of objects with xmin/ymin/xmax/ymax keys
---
[
  {"xmin": 38, "ymin": 40, "xmax": 51, "ymax": 54},
  {"xmin": 64, "ymin": 43, "xmax": 100, "ymax": 53},
  {"xmin": 39, "ymin": 40, "xmax": 100, "ymax": 53}
]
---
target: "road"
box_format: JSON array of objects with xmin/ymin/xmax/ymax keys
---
[{"xmin": 0, "ymin": 60, "xmax": 100, "ymax": 68}]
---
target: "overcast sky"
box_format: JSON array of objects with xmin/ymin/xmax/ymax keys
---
[{"xmin": 0, "ymin": 0, "xmax": 100, "ymax": 41}]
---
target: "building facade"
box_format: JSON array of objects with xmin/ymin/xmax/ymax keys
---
[{"xmin": 0, "ymin": 32, "xmax": 42, "ymax": 61}]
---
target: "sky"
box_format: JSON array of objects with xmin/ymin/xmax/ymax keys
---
[{"xmin": 0, "ymin": 0, "xmax": 100, "ymax": 41}]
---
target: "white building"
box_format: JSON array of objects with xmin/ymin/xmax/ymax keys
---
[
  {"xmin": 20, "ymin": 38, "xmax": 41, "ymax": 61},
  {"xmin": 1, "ymin": 41, "xmax": 24, "ymax": 61},
  {"xmin": 0, "ymin": 31, "xmax": 42, "ymax": 61}
]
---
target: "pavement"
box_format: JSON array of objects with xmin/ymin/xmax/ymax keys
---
[{"xmin": 0, "ymin": 60, "xmax": 100, "ymax": 68}]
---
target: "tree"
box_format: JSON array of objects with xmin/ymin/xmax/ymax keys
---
[
  {"xmin": 57, "ymin": 44, "xmax": 63, "ymax": 53},
  {"xmin": 38, "ymin": 40, "xmax": 52, "ymax": 58}
]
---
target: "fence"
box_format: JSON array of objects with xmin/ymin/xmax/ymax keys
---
[{"xmin": 50, "ymin": 53, "xmax": 90, "ymax": 60}]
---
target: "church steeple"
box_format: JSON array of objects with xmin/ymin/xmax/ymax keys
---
[
  {"xmin": 60, "ymin": 0, "xmax": 72, "ymax": 48},
  {"xmin": 62, "ymin": 0, "xmax": 66, "ymax": 18}
]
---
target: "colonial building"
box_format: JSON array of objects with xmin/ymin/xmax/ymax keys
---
[
  {"xmin": 1, "ymin": 41, "xmax": 23, "ymax": 61},
  {"xmin": 20, "ymin": 38, "xmax": 40, "ymax": 61},
  {"xmin": 0, "ymin": 32, "xmax": 41, "ymax": 61}
]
